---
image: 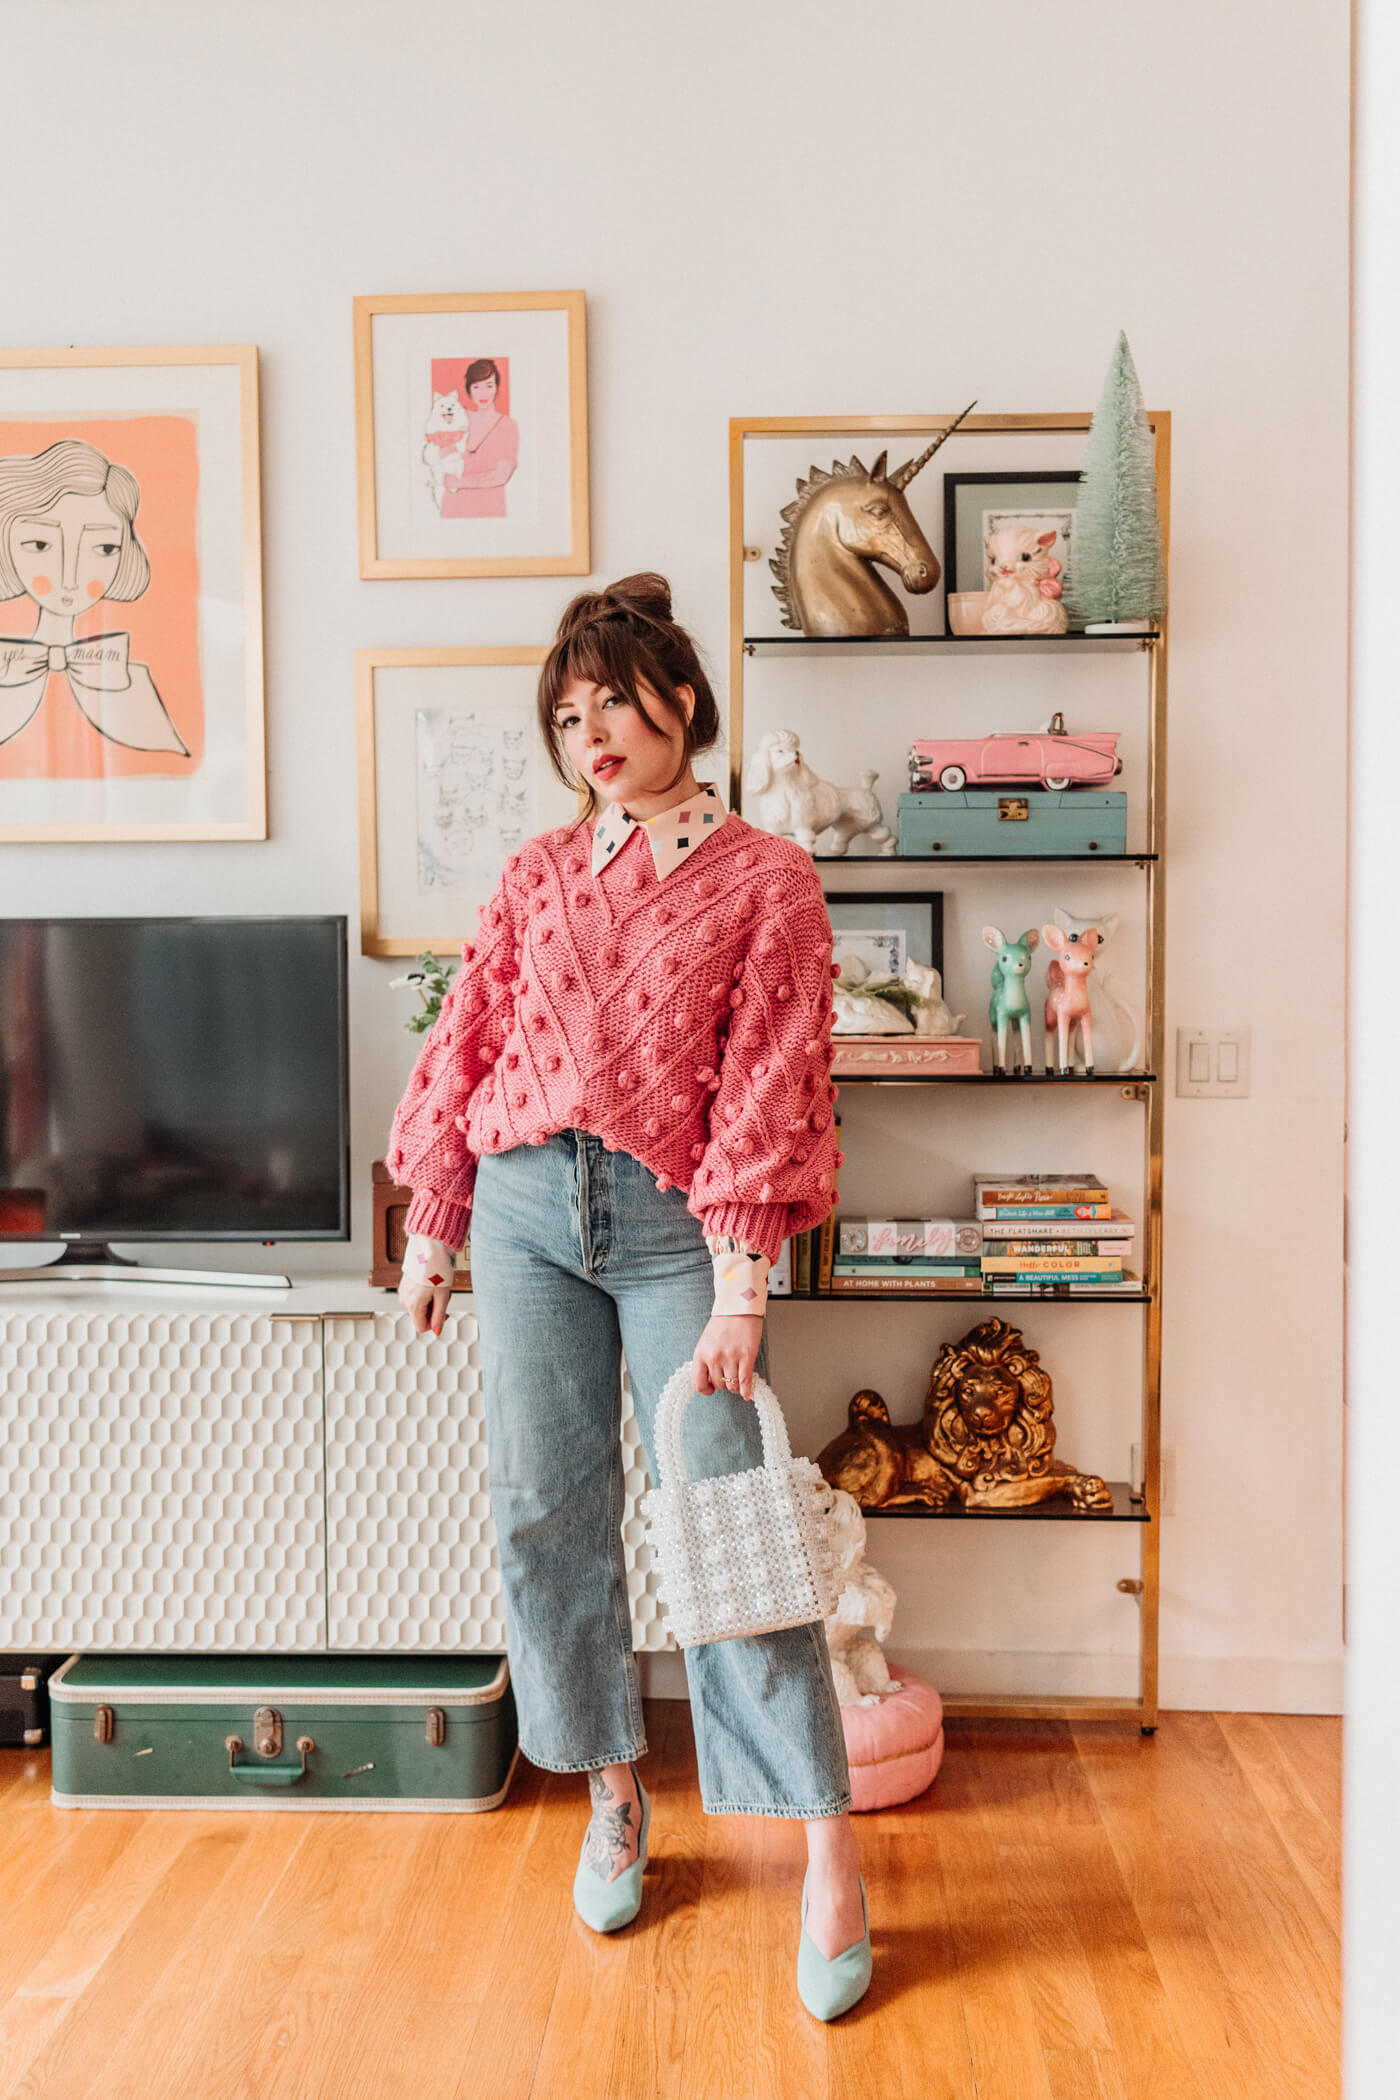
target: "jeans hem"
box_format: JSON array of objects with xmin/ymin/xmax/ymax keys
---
[
  {"xmin": 701, "ymin": 1796, "xmax": 853, "ymax": 1819},
  {"xmin": 521, "ymin": 1744, "xmax": 648, "ymax": 1774}
]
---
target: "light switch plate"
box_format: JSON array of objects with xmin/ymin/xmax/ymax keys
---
[{"xmin": 1175, "ymin": 1026, "xmax": 1251, "ymax": 1098}]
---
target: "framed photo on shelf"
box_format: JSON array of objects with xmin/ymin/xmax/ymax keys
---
[
  {"xmin": 356, "ymin": 646, "xmax": 581, "ymax": 957},
  {"xmin": 0, "ymin": 344, "xmax": 265, "ymax": 842},
  {"xmin": 822, "ymin": 887, "xmax": 944, "ymax": 1030},
  {"xmin": 354, "ymin": 291, "xmax": 590, "ymax": 579},
  {"xmin": 942, "ymin": 469, "xmax": 1082, "ymax": 607}
]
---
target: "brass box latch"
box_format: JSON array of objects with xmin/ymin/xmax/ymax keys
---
[
  {"xmin": 254, "ymin": 1706, "xmax": 283, "ymax": 1758},
  {"xmin": 997, "ymin": 798, "xmax": 1029, "ymax": 822},
  {"xmin": 426, "ymin": 1707, "xmax": 446, "ymax": 1746},
  {"xmin": 93, "ymin": 1704, "xmax": 115, "ymax": 1743}
]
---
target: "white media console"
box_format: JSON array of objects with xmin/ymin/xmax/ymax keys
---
[{"xmin": 0, "ymin": 1273, "xmax": 674, "ymax": 1664}]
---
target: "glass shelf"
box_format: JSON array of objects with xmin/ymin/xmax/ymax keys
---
[
  {"xmin": 831, "ymin": 1069, "xmax": 1156, "ymax": 1087},
  {"xmin": 818, "ymin": 851, "xmax": 1157, "ymax": 865},
  {"xmin": 777, "ymin": 1288, "xmax": 1151, "ymax": 1304},
  {"xmin": 857, "ymin": 1482, "xmax": 1147, "ymax": 1522},
  {"xmin": 744, "ymin": 631, "xmax": 1158, "ymax": 658}
]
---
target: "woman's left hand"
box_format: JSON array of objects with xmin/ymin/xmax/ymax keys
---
[{"xmin": 692, "ymin": 1314, "xmax": 765, "ymax": 1402}]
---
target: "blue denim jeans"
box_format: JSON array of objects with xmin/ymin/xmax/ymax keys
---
[{"xmin": 468, "ymin": 1127, "xmax": 853, "ymax": 1818}]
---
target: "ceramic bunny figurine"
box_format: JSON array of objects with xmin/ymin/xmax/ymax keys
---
[{"xmin": 981, "ymin": 525, "xmax": 1069, "ymax": 636}]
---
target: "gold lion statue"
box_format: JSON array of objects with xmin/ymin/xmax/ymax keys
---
[{"xmin": 816, "ymin": 1316, "xmax": 1113, "ymax": 1513}]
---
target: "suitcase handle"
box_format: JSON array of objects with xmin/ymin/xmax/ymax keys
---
[{"xmin": 225, "ymin": 1734, "xmax": 315, "ymax": 1785}]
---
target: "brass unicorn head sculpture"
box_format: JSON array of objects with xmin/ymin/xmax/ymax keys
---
[{"xmin": 769, "ymin": 402, "xmax": 977, "ymax": 638}]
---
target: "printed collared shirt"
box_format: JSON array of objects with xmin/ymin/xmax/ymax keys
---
[{"xmin": 589, "ymin": 778, "xmax": 727, "ymax": 880}]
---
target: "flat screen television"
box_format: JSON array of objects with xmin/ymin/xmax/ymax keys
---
[{"xmin": 0, "ymin": 916, "xmax": 349, "ymax": 1285}]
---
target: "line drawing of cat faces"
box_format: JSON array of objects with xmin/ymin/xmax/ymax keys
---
[{"xmin": 0, "ymin": 437, "xmax": 187, "ymax": 754}]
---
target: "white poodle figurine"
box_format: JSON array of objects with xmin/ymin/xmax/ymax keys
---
[
  {"xmin": 821, "ymin": 1488, "xmax": 905, "ymax": 1707},
  {"xmin": 745, "ymin": 728, "xmax": 895, "ymax": 856}
]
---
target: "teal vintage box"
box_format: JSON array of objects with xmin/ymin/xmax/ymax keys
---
[
  {"xmin": 897, "ymin": 789, "xmax": 1129, "ymax": 857},
  {"xmin": 49, "ymin": 1653, "xmax": 519, "ymax": 1812}
]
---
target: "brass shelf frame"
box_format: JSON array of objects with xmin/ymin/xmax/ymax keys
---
[{"xmin": 728, "ymin": 409, "xmax": 1170, "ymax": 1735}]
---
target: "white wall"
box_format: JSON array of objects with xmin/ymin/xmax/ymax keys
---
[
  {"xmin": 0, "ymin": 0, "xmax": 1348, "ymax": 1713},
  {"xmin": 1346, "ymin": 0, "xmax": 1398, "ymax": 2090}
]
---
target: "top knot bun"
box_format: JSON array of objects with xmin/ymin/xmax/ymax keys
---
[{"xmin": 553, "ymin": 572, "xmax": 674, "ymax": 640}]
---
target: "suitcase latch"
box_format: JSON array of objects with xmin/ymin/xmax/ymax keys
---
[
  {"xmin": 426, "ymin": 1707, "xmax": 446, "ymax": 1747},
  {"xmin": 93, "ymin": 1704, "xmax": 114, "ymax": 1744},
  {"xmin": 997, "ymin": 798, "xmax": 1029, "ymax": 821},
  {"xmin": 254, "ymin": 1706, "xmax": 283, "ymax": 1759}
]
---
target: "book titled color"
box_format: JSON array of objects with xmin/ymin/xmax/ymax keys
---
[{"xmin": 981, "ymin": 1255, "xmax": 1123, "ymax": 1275}]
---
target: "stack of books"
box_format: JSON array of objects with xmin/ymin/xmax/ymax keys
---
[
  {"xmin": 974, "ymin": 1174, "xmax": 1140, "ymax": 1293},
  {"xmin": 830, "ymin": 1216, "xmax": 985, "ymax": 1295}
]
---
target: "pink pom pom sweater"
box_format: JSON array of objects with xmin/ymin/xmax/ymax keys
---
[{"xmin": 385, "ymin": 809, "xmax": 843, "ymax": 1263}]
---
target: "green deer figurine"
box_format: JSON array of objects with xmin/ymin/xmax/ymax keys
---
[{"xmin": 983, "ymin": 925, "xmax": 1040, "ymax": 1076}]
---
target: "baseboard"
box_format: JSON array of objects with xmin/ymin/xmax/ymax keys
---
[{"xmin": 638, "ymin": 1644, "xmax": 1345, "ymax": 1716}]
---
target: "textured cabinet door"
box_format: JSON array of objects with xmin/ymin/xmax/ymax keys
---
[
  {"xmin": 322, "ymin": 1312, "xmax": 674, "ymax": 1654},
  {"xmin": 0, "ymin": 1311, "xmax": 327, "ymax": 1651}
]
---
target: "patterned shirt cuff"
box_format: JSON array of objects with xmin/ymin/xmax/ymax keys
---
[
  {"xmin": 402, "ymin": 1234, "xmax": 463, "ymax": 1287},
  {"xmin": 704, "ymin": 1234, "xmax": 771, "ymax": 1316}
]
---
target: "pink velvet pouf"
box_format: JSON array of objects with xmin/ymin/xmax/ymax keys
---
[{"xmin": 840, "ymin": 1668, "xmax": 945, "ymax": 1812}]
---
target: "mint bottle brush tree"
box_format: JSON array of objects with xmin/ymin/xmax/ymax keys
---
[{"xmin": 1064, "ymin": 331, "xmax": 1167, "ymax": 630}]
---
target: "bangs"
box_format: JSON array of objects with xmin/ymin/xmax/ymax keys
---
[{"xmin": 537, "ymin": 621, "xmax": 684, "ymax": 823}]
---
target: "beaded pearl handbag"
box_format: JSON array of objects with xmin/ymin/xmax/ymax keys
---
[{"xmin": 638, "ymin": 1365, "xmax": 841, "ymax": 1648}]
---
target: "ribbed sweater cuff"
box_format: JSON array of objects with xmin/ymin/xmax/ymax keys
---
[
  {"xmin": 699, "ymin": 1201, "xmax": 788, "ymax": 1265},
  {"xmin": 403, "ymin": 1190, "xmax": 471, "ymax": 1247}
]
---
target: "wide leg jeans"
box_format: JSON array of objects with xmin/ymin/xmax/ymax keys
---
[{"xmin": 468, "ymin": 1128, "xmax": 853, "ymax": 1817}]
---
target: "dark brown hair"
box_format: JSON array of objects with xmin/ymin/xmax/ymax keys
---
[
  {"xmin": 537, "ymin": 573, "xmax": 722, "ymax": 825},
  {"xmin": 463, "ymin": 358, "xmax": 500, "ymax": 395}
]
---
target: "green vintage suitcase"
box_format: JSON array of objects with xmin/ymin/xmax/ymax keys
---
[
  {"xmin": 49, "ymin": 1653, "xmax": 519, "ymax": 1812},
  {"xmin": 897, "ymin": 789, "xmax": 1129, "ymax": 857}
]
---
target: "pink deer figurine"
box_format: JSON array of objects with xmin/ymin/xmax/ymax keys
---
[{"xmin": 1042, "ymin": 922, "xmax": 1101, "ymax": 1075}]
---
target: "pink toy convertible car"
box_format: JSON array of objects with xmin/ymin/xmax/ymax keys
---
[{"xmin": 909, "ymin": 721, "xmax": 1122, "ymax": 793}]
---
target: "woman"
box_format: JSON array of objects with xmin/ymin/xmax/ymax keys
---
[
  {"xmin": 441, "ymin": 358, "xmax": 519, "ymax": 520},
  {"xmin": 388, "ymin": 574, "xmax": 871, "ymax": 2020}
]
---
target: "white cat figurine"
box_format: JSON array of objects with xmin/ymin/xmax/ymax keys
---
[{"xmin": 422, "ymin": 389, "xmax": 469, "ymax": 511}]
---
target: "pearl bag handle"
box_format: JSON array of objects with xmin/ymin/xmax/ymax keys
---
[{"xmin": 654, "ymin": 1363, "xmax": 794, "ymax": 1488}]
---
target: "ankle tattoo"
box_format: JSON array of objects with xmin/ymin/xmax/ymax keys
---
[{"xmin": 583, "ymin": 1770, "xmax": 636, "ymax": 1876}]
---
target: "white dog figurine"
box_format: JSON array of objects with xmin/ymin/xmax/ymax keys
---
[
  {"xmin": 822, "ymin": 1488, "xmax": 905, "ymax": 1707},
  {"xmin": 744, "ymin": 728, "xmax": 895, "ymax": 856}
]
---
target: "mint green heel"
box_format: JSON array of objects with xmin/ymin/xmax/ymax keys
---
[
  {"xmin": 797, "ymin": 1868, "xmax": 872, "ymax": 2020},
  {"xmin": 572, "ymin": 1767, "xmax": 651, "ymax": 1932}
]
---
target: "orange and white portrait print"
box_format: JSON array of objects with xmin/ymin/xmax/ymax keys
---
[{"xmin": 0, "ymin": 417, "xmax": 203, "ymax": 782}]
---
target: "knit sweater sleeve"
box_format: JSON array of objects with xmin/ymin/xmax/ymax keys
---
[
  {"xmin": 686, "ymin": 859, "xmax": 841, "ymax": 1263},
  {"xmin": 385, "ymin": 861, "xmax": 521, "ymax": 1246}
]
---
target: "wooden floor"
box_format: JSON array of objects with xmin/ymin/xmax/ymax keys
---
[{"xmin": 0, "ymin": 1700, "xmax": 1339, "ymax": 2100}]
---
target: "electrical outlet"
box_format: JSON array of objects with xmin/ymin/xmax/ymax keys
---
[{"xmin": 1176, "ymin": 1026, "xmax": 1251, "ymax": 1098}]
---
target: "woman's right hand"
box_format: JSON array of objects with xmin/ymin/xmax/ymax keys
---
[{"xmin": 398, "ymin": 1277, "xmax": 453, "ymax": 1338}]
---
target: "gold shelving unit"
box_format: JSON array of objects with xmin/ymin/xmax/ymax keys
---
[{"xmin": 728, "ymin": 411, "xmax": 1170, "ymax": 1733}]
